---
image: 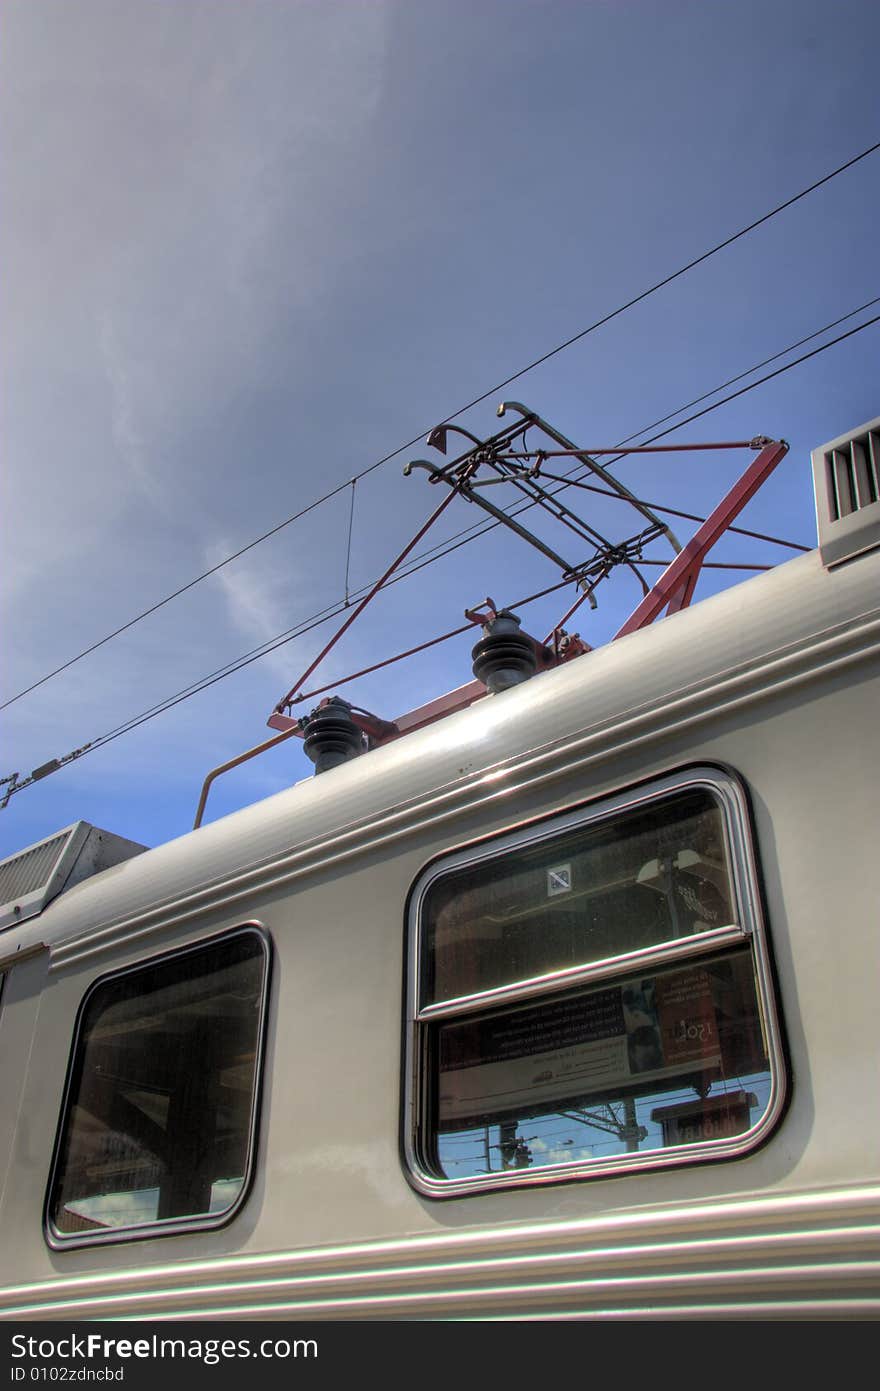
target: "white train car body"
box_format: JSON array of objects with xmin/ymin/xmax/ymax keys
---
[{"xmin": 0, "ymin": 421, "xmax": 878, "ymax": 1320}]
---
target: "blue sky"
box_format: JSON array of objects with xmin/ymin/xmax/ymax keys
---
[{"xmin": 2, "ymin": 0, "xmax": 878, "ymax": 859}]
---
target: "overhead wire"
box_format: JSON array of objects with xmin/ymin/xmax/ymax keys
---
[
  {"xmin": 4, "ymin": 306, "xmax": 879, "ymax": 805},
  {"xmin": 343, "ymin": 480, "xmax": 357, "ymax": 607},
  {"xmin": 347, "ymin": 302, "xmax": 880, "ymax": 574},
  {"xmin": 396, "ymin": 306, "xmax": 880, "ymax": 565},
  {"xmin": 4, "ymin": 138, "xmax": 879, "ymax": 714},
  {"xmin": 610, "ymin": 292, "xmax": 880, "ymax": 450},
  {"xmin": 593, "ymin": 311, "xmax": 880, "ymax": 463}
]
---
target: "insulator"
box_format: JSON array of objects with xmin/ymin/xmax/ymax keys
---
[
  {"xmin": 301, "ymin": 698, "xmax": 364, "ymax": 775},
  {"xmin": 471, "ymin": 610, "xmax": 538, "ymax": 694}
]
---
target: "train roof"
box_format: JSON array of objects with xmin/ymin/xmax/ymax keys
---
[{"xmin": 2, "ymin": 538, "xmax": 878, "ymax": 967}]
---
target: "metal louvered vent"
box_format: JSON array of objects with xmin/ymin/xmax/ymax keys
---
[
  {"xmin": 0, "ymin": 823, "xmax": 147, "ymax": 933},
  {"xmin": 812, "ymin": 415, "xmax": 880, "ymax": 568},
  {"xmin": 0, "ymin": 830, "xmax": 72, "ymax": 900}
]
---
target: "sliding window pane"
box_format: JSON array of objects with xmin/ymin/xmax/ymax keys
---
[{"xmin": 424, "ymin": 788, "xmax": 734, "ymax": 1005}]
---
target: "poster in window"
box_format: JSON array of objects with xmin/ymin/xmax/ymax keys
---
[{"xmin": 437, "ymin": 960, "xmax": 726, "ymax": 1129}]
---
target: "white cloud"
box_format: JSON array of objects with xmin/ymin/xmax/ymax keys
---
[
  {"xmin": 98, "ymin": 313, "xmax": 165, "ymax": 510},
  {"xmin": 206, "ymin": 543, "xmax": 303, "ymax": 686},
  {"xmin": 2, "ymin": 0, "xmax": 393, "ymax": 586},
  {"xmin": 530, "ymin": 1136, "xmax": 593, "ymax": 1164}
]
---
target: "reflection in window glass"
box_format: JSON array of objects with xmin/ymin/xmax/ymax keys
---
[
  {"xmin": 424, "ymin": 788, "xmax": 733, "ymax": 1005},
  {"xmin": 409, "ymin": 777, "xmax": 783, "ymax": 1191},
  {"xmin": 49, "ymin": 931, "xmax": 267, "ymax": 1239},
  {"xmin": 433, "ymin": 948, "xmax": 770, "ymax": 1178}
]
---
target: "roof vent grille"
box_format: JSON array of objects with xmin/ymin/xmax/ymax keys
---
[
  {"xmin": 0, "ymin": 830, "xmax": 72, "ymax": 904},
  {"xmin": 812, "ymin": 416, "xmax": 880, "ymax": 567},
  {"xmin": 0, "ymin": 823, "xmax": 147, "ymax": 933}
]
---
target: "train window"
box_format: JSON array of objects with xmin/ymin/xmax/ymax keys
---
[
  {"xmin": 46, "ymin": 927, "xmax": 269, "ymax": 1246},
  {"xmin": 404, "ymin": 769, "xmax": 785, "ymax": 1196}
]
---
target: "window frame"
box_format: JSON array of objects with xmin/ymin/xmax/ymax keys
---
[
  {"xmin": 403, "ymin": 766, "xmax": 786, "ymax": 1198},
  {"xmin": 44, "ymin": 923, "xmax": 271, "ymax": 1250}
]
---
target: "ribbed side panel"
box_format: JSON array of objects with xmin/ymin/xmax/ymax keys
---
[{"xmin": 1, "ymin": 1186, "xmax": 878, "ymax": 1321}]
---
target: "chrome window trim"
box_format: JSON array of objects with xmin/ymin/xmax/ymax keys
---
[
  {"xmin": 416, "ymin": 924, "xmax": 747, "ymax": 1023},
  {"xmin": 44, "ymin": 923, "xmax": 271, "ymax": 1251},
  {"xmin": 403, "ymin": 766, "xmax": 787, "ymax": 1199}
]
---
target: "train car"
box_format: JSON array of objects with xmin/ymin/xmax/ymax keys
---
[{"xmin": 0, "ymin": 414, "xmax": 878, "ymax": 1320}]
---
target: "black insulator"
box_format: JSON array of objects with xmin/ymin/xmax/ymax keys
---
[
  {"xmin": 471, "ymin": 610, "xmax": 538, "ymax": 694},
  {"xmin": 301, "ymin": 698, "xmax": 364, "ymax": 775}
]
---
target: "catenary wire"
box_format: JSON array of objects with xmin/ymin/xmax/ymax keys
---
[
  {"xmin": 4, "ymin": 140, "xmax": 879, "ymax": 713},
  {"xmin": 395, "ymin": 307, "xmax": 880, "ymax": 566},
  {"xmin": 610, "ymin": 293, "xmax": 880, "ymax": 449},
  {"xmin": 348, "ymin": 303, "xmax": 880, "ymax": 575},
  {"xmin": 4, "ymin": 308, "xmax": 878, "ymax": 805}
]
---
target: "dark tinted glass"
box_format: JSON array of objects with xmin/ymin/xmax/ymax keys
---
[
  {"xmin": 49, "ymin": 932, "xmax": 266, "ymax": 1237},
  {"xmin": 424, "ymin": 789, "xmax": 733, "ymax": 1004}
]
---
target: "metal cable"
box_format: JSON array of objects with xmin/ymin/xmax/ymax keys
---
[{"xmin": 4, "ymin": 140, "xmax": 878, "ymax": 712}]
